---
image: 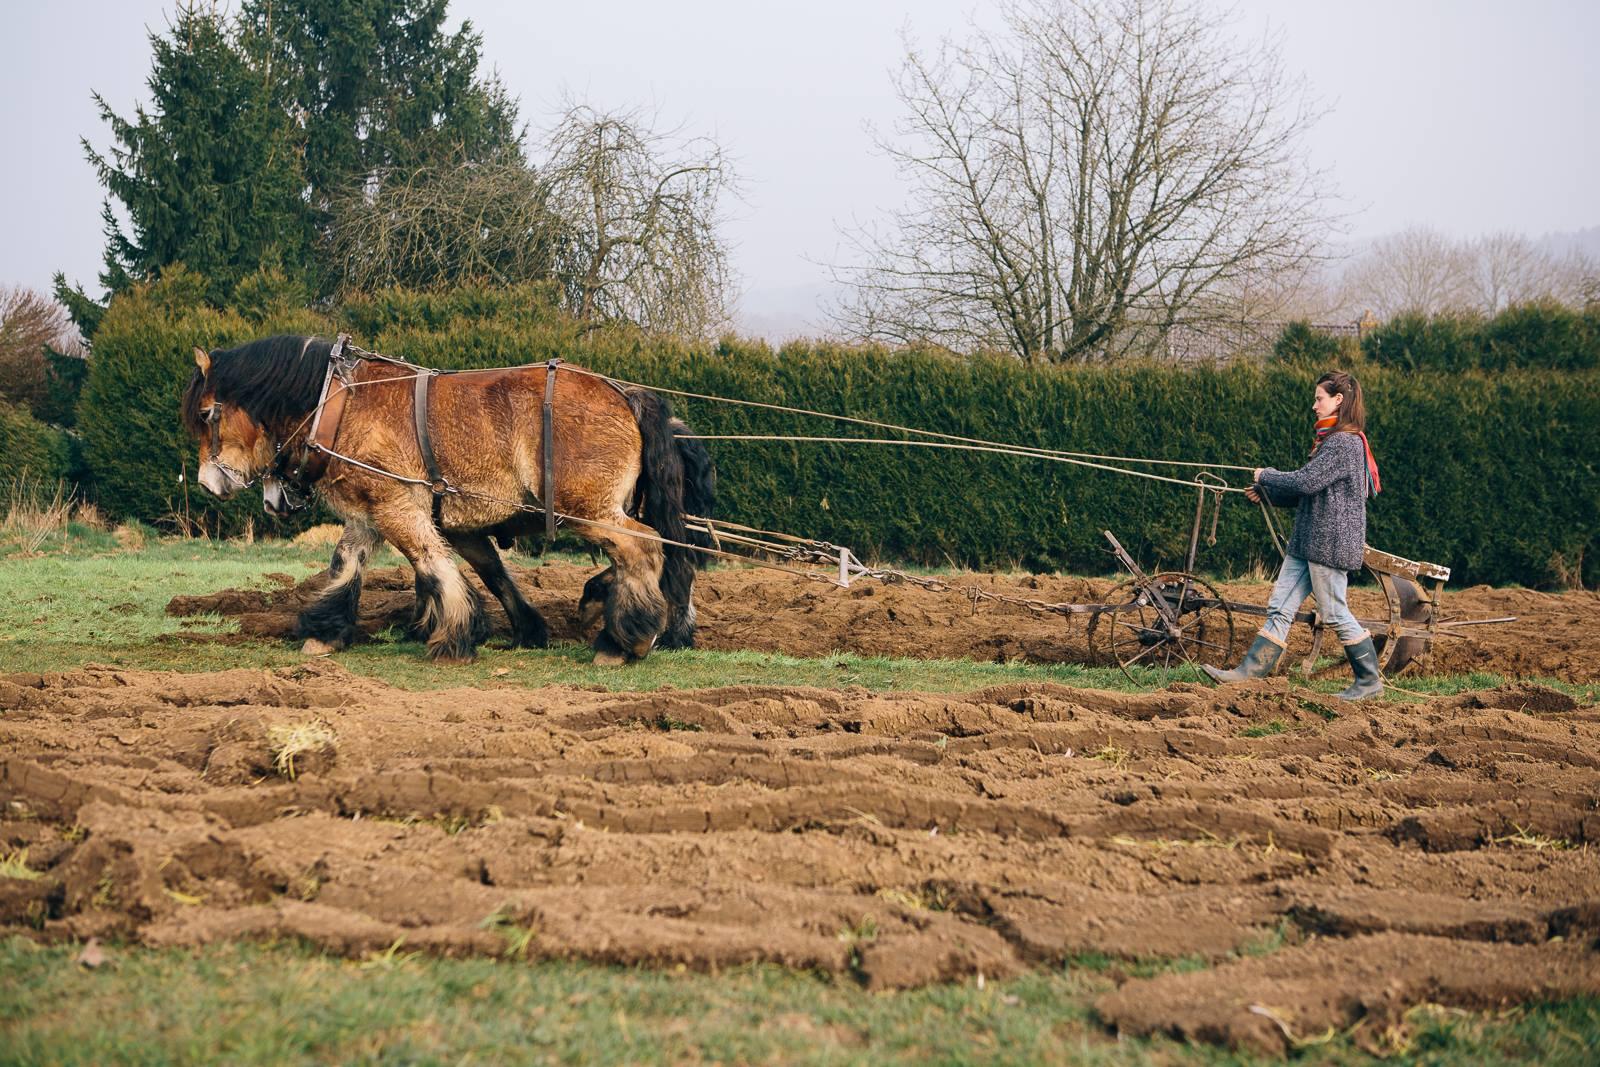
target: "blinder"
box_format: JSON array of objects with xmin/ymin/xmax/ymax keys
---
[{"xmin": 202, "ymin": 401, "xmax": 256, "ymax": 490}]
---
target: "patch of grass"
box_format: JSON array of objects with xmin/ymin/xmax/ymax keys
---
[
  {"xmin": 1062, "ymin": 950, "xmax": 1211, "ymax": 980},
  {"xmin": 0, "ymin": 475, "xmax": 75, "ymax": 555},
  {"xmin": 0, "ymin": 849, "xmax": 43, "ymax": 881},
  {"xmin": 1, "ymin": 937, "xmax": 1597, "ymax": 1065},
  {"xmin": 1299, "ymin": 697, "xmax": 1339, "ymax": 721},
  {"xmin": 478, "ymin": 908, "xmax": 539, "ymax": 960},
  {"xmin": 874, "ymin": 885, "xmax": 954, "ymax": 913},
  {"xmin": 1240, "ymin": 719, "xmax": 1289, "ymax": 738}
]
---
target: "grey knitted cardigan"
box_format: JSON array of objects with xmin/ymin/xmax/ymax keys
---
[{"xmin": 1256, "ymin": 431, "xmax": 1372, "ymax": 572}]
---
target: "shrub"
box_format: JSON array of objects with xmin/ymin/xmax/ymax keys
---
[
  {"xmin": 77, "ymin": 271, "xmax": 331, "ymax": 534},
  {"xmin": 1362, "ymin": 303, "xmax": 1599, "ymax": 372},
  {"xmin": 1361, "ymin": 310, "xmax": 1486, "ymax": 371},
  {"xmin": 1272, "ymin": 321, "xmax": 1358, "ymax": 366},
  {"xmin": 0, "ymin": 400, "xmax": 73, "ymax": 483}
]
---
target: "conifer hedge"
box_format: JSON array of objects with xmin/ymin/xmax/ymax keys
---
[
  {"xmin": 78, "ymin": 281, "xmax": 1599, "ymax": 588},
  {"xmin": 0, "ymin": 401, "xmax": 74, "ymax": 486}
]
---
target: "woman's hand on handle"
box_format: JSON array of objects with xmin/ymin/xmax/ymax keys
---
[{"xmin": 1244, "ymin": 468, "xmax": 1265, "ymax": 503}]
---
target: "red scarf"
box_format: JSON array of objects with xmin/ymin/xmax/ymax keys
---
[{"xmin": 1314, "ymin": 415, "xmax": 1381, "ymax": 496}]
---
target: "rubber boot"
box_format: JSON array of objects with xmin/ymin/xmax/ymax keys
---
[
  {"xmin": 1202, "ymin": 634, "xmax": 1283, "ymax": 684},
  {"xmin": 1335, "ymin": 636, "xmax": 1383, "ymax": 701}
]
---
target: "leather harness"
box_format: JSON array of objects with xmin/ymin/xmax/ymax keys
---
[
  {"xmin": 287, "ymin": 334, "xmax": 565, "ymax": 540},
  {"xmin": 295, "ymin": 333, "xmax": 355, "ymax": 486}
]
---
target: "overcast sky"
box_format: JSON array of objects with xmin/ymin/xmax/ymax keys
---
[{"xmin": 3, "ymin": 0, "xmax": 1595, "ymax": 331}]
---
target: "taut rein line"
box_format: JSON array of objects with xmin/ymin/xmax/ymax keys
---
[{"xmin": 269, "ymin": 334, "xmax": 566, "ymax": 540}]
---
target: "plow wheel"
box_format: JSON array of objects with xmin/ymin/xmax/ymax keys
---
[
  {"xmin": 1089, "ymin": 572, "xmax": 1237, "ymax": 688},
  {"xmin": 1370, "ymin": 571, "xmax": 1434, "ymax": 675}
]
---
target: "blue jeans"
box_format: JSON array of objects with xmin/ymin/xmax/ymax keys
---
[{"xmin": 1260, "ymin": 554, "xmax": 1368, "ymax": 647}]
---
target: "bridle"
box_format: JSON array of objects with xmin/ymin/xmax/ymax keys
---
[
  {"xmin": 201, "ymin": 401, "xmax": 258, "ymax": 492},
  {"xmin": 200, "ymin": 335, "xmax": 353, "ymax": 513},
  {"xmin": 264, "ymin": 333, "xmax": 357, "ymax": 511}
]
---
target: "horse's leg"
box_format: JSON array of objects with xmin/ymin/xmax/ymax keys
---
[
  {"xmin": 576, "ymin": 567, "xmax": 614, "ymax": 634},
  {"xmin": 580, "ymin": 564, "xmax": 695, "ymax": 650},
  {"xmin": 296, "ymin": 520, "xmax": 382, "ymax": 655},
  {"xmin": 657, "ymin": 565, "xmax": 698, "ymax": 650},
  {"xmin": 383, "ymin": 514, "xmax": 488, "ymax": 662},
  {"xmin": 589, "ymin": 518, "xmax": 669, "ymax": 665},
  {"xmin": 449, "ymin": 532, "xmax": 549, "ymax": 649}
]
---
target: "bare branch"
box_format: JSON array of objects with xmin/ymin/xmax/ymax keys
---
[
  {"xmin": 827, "ymin": 0, "xmax": 1335, "ymax": 362},
  {"xmin": 539, "ymin": 102, "xmax": 738, "ymax": 337}
]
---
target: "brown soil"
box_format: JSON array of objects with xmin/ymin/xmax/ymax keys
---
[
  {"xmin": 168, "ymin": 560, "xmax": 1600, "ymax": 682},
  {"xmin": 3, "ymin": 663, "xmax": 1597, "ymax": 1053}
]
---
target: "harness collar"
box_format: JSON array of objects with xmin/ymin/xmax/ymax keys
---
[{"xmin": 267, "ymin": 333, "xmax": 357, "ymax": 506}]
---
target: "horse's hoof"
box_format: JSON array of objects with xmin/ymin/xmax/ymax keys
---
[
  {"xmin": 301, "ymin": 638, "xmax": 342, "ymax": 657},
  {"xmin": 592, "ymin": 649, "xmax": 629, "ymax": 667},
  {"xmin": 432, "ymin": 655, "xmax": 475, "ymax": 666}
]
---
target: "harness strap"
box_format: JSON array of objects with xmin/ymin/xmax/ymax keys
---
[
  {"xmin": 413, "ymin": 368, "xmax": 447, "ymax": 526},
  {"xmin": 543, "ymin": 359, "xmax": 561, "ymax": 542},
  {"xmin": 297, "ymin": 333, "xmax": 352, "ymax": 485}
]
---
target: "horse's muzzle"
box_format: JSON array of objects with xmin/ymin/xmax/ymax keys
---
[
  {"xmin": 262, "ymin": 477, "xmax": 293, "ymax": 517},
  {"xmin": 198, "ymin": 461, "xmax": 245, "ymax": 499}
]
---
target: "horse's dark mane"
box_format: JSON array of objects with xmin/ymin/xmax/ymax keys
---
[{"xmin": 181, "ymin": 335, "xmax": 337, "ymax": 436}]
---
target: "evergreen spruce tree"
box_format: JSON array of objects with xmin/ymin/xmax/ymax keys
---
[
  {"xmin": 239, "ymin": 0, "xmax": 524, "ymax": 220},
  {"xmin": 84, "ymin": 5, "xmax": 312, "ymax": 310}
]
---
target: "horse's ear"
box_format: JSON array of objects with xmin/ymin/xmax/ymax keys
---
[{"xmin": 193, "ymin": 347, "xmax": 211, "ymax": 376}]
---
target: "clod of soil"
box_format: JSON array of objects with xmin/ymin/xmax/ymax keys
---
[
  {"xmin": 165, "ymin": 560, "xmax": 1600, "ymax": 682},
  {"xmin": 3, "ymin": 663, "xmax": 1597, "ymax": 1052}
]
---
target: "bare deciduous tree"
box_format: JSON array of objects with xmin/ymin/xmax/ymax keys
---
[
  {"xmin": 0, "ymin": 287, "xmax": 85, "ymax": 413},
  {"xmin": 325, "ymin": 160, "xmax": 560, "ymax": 296},
  {"xmin": 541, "ymin": 103, "xmax": 736, "ymax": 337},
  {"xmin": 1337, "ymin": 227, "xmax": 1597, "ymax": 319},
  {"xmin": 1465, "ymin": 232, "xmax": 1593, "ymax": 313},
  {"xmin": 828, "ymin": 0, "xmax": 1333, "ymax": 362},
  {"xmin": 1337, "ymin": 226, "xmax": 1472, "ymax": 319}
]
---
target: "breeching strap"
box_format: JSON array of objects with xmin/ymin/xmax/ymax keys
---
[{"xmin": 542, "ymin": 359, "xmax": 562, "ymax": 542}]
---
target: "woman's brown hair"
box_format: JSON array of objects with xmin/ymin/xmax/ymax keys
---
[{"xmin": 1316, "ymin": 371, "xmax": 1366, "ymax": 434}]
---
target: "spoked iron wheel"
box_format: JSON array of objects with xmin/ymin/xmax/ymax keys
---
[
  {"xmin": 1089, "ymin": 572, "xmax": 1237, "ymax": 688},
  {"xmin": 1370, "ymin": 571, "xmax": 1434, "ymax": 675}
]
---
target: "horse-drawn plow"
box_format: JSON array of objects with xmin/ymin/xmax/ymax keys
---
[{"xmin": 185, "ymin": 335, "xmax": 1516, "ymax": 680}]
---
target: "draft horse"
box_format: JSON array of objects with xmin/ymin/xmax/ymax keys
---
[{"xmin": 183, "ymin": 335, "xmax": 709, "ymax": 664}]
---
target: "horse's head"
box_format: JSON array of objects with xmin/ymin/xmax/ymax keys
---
[{"xmin": 184, "ymin": 347, "xmax": 275, "ymax": 500}]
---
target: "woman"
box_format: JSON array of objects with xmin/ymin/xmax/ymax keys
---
[{"xmin": 1203, "ymin": 370, "xmax": 1383, "ymax": 700}]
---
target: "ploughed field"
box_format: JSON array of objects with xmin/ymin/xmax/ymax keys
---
[
  {"xmin": 2, "ymin": 556, "xmax": 1598, "ymax": 1056},
  {"xmin": 171, "ymin": 558, "xmax": 1600, "ymax": 683},
  {"xmin": 4, "ymin": 662, "xmax": 1598, "ymax": 1048}
]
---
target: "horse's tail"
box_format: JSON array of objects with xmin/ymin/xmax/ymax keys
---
[
  {"xmin": 626, "ymin": 388, "xmax": 698, "ymax": 648},
  {"xmin": 670, "ymin": 416, "xmax": 717, "ymax": 566}
]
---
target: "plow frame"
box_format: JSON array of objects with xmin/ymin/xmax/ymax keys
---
[{"xmin": 1083, "ymin": 484, "xmax": 1470, "ymax": 684}]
